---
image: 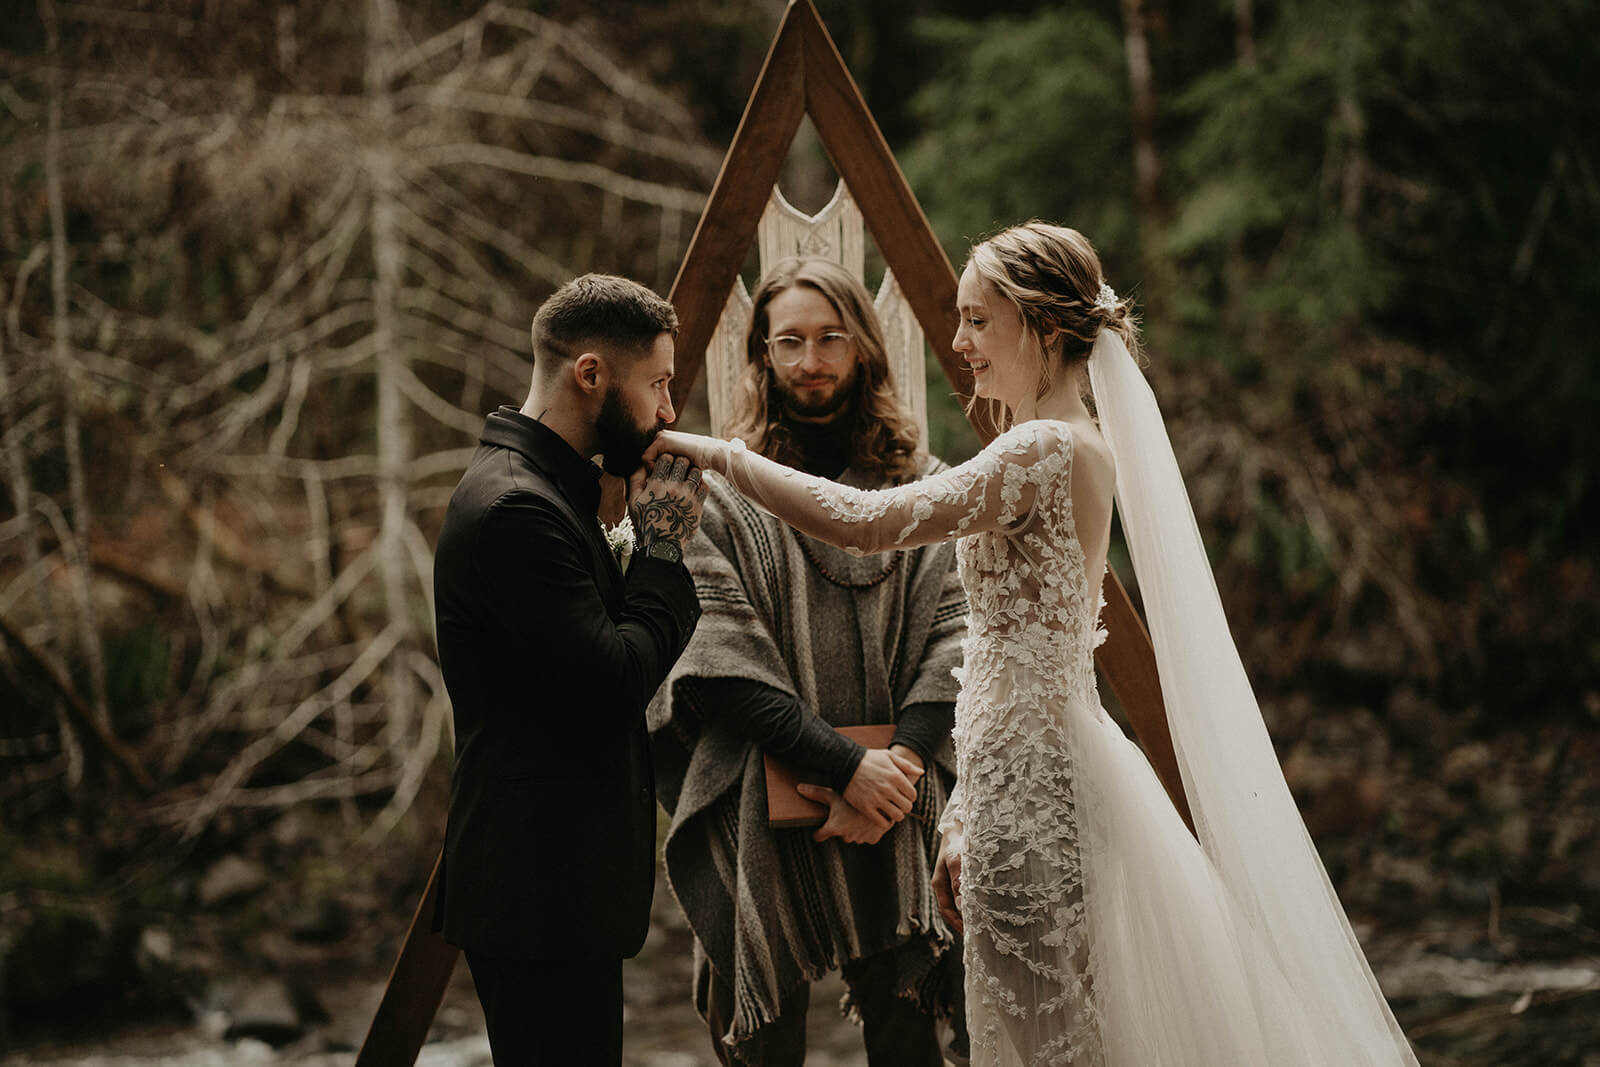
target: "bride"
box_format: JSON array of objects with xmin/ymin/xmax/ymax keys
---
[{"xmin": 644, "ymin": 221, "xmax": 1417, "ymax": 1066}]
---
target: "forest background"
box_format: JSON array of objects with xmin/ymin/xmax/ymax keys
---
[{"xmin": 1, "ymin": 0, "xmax": 1596, "ymax": 1063}]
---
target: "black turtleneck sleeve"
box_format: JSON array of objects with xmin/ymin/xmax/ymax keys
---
[
  {"xmin": 890, "ymin": 700, "xmax": 954, "ymax": 768},
  {"xmin": 682, "ymin": 675, "xmax": 865, "ymax": 793}
]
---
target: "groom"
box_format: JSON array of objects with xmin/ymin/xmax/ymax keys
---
[{"xmin": 432, "ymin": 273, "xmax": 705, "ymax": 1064}]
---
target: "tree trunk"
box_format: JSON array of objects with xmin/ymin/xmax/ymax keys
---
[
  {"xmin": 1235, "ymin": 0, "xmax": 1257, "ymax": 69},
  {"xmin": 42, "ymin": 0, "xmax": 111, "ymax": 750},
  {"xmin": 1336, "ymin": 34, "xmax": 1368, "ymax": 222},
  {"xmin": 1119, "ymin": 0, "xmax": 1165, "ymax": 275},
  {"xmin": 367, "ymin": 0, "xmax": 416, "ymax": 776},
  {"xmin": 0, "ymin": 257, "xmax": 54, "ymax": 637}
]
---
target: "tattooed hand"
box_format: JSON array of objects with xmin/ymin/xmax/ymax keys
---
[{"xmin": 628, "ymin": 452, "xmax": 708, "ymax": 554}]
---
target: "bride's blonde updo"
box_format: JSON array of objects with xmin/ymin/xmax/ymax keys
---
[{"xmin": 966, "ymin": 221, "xmax": 1142, "ymax": 408}]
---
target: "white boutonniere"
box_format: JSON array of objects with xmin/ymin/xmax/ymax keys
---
[{"xmin": 602, "ymin": 514, "xmax": 635, "ymax": 569}]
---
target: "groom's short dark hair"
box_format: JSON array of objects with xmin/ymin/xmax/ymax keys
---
[{"xmin": 531, "ymin": 273, "xmax": 678, "ymax": 370}]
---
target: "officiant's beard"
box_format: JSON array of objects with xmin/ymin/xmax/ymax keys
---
[
  {"xmin": 596, "ymin": 385, "xmax": 663, "ymax": 476},
  {"xmin": 777, "ymin": 375, "xmax": 857, "ymax": 422}
]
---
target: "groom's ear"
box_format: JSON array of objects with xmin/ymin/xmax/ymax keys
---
[{"xmin": 572, "ymin": 352, "xmax": 605, "ymax": 396}]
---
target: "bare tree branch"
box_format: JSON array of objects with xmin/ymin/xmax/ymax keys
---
[
  {"xmin": 396, "ymin": 85, "xmax": 719, "ymax": 175},
  {"xmin": 44, "ymin": 0, "xmax": 111, "ymax": 734},
  {"xmin": 2, "ymin": 0, "xmax": 716, "ymax": 842},
  {"xmin": 177, "ymin": 620, "xmax": 405, "ymax": 839},
  {"xmin": 0, "ymin": 609, "xmax": 155, "ymax": 794},
  {"xmin": 404, "ymin": 142, "xmax": 706, "ymax": 212}
]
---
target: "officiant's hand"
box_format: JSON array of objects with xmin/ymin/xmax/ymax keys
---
[
  {"xmin": 795, "ymin": 785, "xmax": 891, "ymax": 846},
  {"xmin": 842, "ymin": 748, "xmax": 921, "ymax": 826},
  {"xmin": 932, "ymin": 830, "xmax": 965, "ymax": 935}
]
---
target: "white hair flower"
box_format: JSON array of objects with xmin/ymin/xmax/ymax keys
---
[{"xmin": 1095, "ymin": 282, "xmax": 1118, "ymax": 312}]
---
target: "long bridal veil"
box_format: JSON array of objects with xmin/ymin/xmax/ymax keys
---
[{"xmin": 1088, "ymin": 328, "xmax": 1418, "ymax": 1065}]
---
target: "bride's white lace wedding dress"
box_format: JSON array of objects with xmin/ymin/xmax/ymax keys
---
[{"xmin": 712, "ymin": 414, "xmax": 1417, "ymax": 1066}]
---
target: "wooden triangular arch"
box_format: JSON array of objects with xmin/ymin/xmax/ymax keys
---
[
  {"xmin": 356, "ymin": 3, "xmax": 1185, "ymax": 1063},
  {"xmin": 662, "ymin": 0, "xmax": 967, "ymax": 429},
  {"xmin": 663, "ymin": 0, "xmax": 1185, "ymax": 824}
]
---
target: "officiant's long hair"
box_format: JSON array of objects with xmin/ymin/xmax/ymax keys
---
[{"xmin": 727, "ymin": 256, "xmax": 922, "ymax": 483}]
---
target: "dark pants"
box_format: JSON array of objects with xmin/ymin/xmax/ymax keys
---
[
  {"xmin": 465, "ymin": 950, "xmax": 623, "ymax": 1066},
  {"xmin": 703, "ymin": 945, "xmax": 946, "ymax": 1067}
]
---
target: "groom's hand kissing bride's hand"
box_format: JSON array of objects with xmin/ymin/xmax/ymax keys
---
[{"xmin": 628, "ymin": 452, "xmax": 708, "ymax": 555}]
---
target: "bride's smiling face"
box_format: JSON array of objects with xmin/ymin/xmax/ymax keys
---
[{"xmin": 954, "ymin": 262, "xmax": 1037, "ymax": 409}]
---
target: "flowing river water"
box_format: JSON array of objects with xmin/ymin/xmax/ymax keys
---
[{"xmin": 5, "ymin": 886, "xmax": 1597, "ymax": 1065}]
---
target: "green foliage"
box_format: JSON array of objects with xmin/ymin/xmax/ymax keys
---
[
  {"xmin": 903, "ymin": 10, "xmax": 1138, "ymax": 271},
  {"xmin": 924, "ymin": 352, "xmax": 982, "ymax": 463},
  {"xmin": 901, "ymin": 0, "xmax": 1600, "ymax": 713}
]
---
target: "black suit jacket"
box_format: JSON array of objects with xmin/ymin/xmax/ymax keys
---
[{"xmin": 433, "ymin": 407, "xmax": 700, "ymax": 959}]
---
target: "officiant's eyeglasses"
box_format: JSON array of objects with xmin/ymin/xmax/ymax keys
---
[{"xmin": 766, "ymin": 331, "xmax": 854, "ymax": 367}]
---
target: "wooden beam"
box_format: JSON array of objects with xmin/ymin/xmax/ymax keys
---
[
  {"xmin": 666, "ymin": 1, "xmax": 808, "ymax": 410},
  {"xmin": 1098, "ymin": 574, "xmax": 1192, "ymax": 828},
  {"xmin": 353, "ymin": 850, "xmax": 457, "ymax": 1067},
  {"xmin": 794, "ymin": 2, "xmax": 987, "ymax": 437}
]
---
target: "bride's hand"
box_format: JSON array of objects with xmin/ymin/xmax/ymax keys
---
[
  {"xmin": 642, "ymin": 429, "xmax": 725, "ymax": 474},
  {"xmin": 931, "ymin": 828, "xmax": 964, "ymax": 935}
]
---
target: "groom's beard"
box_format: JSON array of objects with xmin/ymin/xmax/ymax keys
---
[{"xmin": 595, "ymin": 386, "xmax": 662, "ymax": 476}]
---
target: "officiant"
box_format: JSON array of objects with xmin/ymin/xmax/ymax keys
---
[{"xmin": 648, "ymin": 257, "xmax": 967, "ymax": 1066}]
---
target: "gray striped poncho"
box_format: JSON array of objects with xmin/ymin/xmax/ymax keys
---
[{"xmin": 648, "ymin": 460, "xmax": 968, "ymax": 1061}]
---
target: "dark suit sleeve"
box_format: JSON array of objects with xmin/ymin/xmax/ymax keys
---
[{"xmin": 479, "ymin": 494, "xmax": 699, "ymax": 729}]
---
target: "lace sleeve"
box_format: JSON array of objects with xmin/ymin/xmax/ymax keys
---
[{"xmin": 714, "ymin": 421, "xmax": 1068, "ymax": 557}]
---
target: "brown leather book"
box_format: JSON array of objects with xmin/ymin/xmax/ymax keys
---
[{"xmin": 763, "ymin": 723, "xmax": 897, "ymax": 829}]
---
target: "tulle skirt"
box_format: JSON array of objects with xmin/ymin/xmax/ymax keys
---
[{"xmin": 961, "ymin": 695, "xmax": 1333, "ymax": 1066}]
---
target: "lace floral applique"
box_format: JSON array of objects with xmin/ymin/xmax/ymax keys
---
[
  {"xmin": 1092, "ymin": 585, "xmax": 1109, "ymax": 650},
  {"xmin": 792, "ymin": 423, "xmax": 1058, "ymax": 552},
  {"xmin": 939, "ymin": 421, "xmax": 1110, "ymax": 1065}
]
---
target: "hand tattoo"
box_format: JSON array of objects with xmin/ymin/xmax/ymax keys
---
[
  {"xmin": 634, "ymin": 495, "xmax": 700, "ymax": 547},
  {"xmin": 630, "ymin": 455, "xmax": 705, "ymax": 549}
]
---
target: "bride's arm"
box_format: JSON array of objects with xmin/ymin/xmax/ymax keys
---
[{"xmin": 647, "ymin": 423, "xmax": 1065, "ymax": 556}]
